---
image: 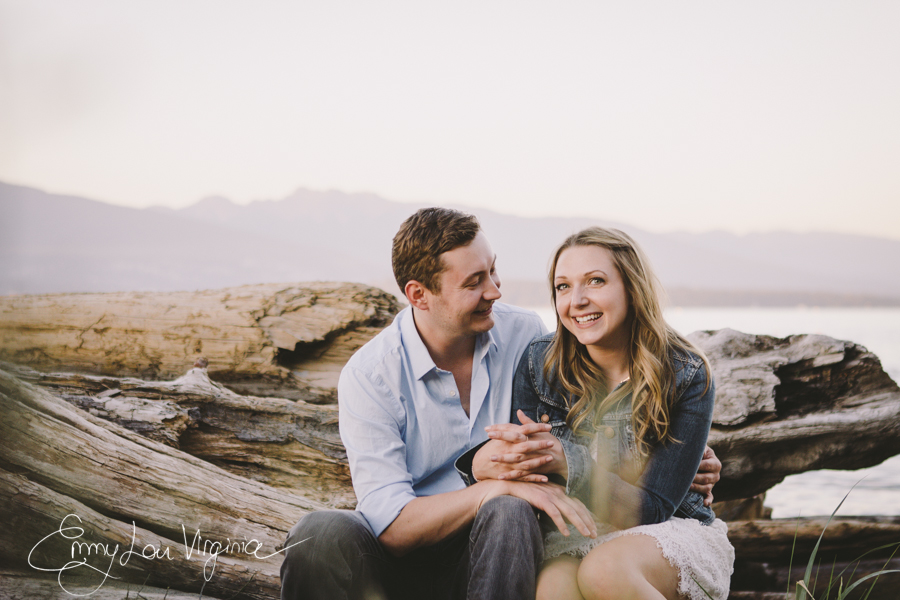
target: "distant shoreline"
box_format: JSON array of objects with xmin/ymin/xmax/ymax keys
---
[{"xmin": 498, "ymin": 280, "xmax": 900, "ymax": 309}]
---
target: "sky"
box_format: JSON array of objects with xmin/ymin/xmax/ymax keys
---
[{"xmin": 2, "ymin": 1, "xmax": 899, "ymax": 239}]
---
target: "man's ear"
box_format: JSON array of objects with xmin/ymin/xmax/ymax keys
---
[{"xmin": 404, "ymin": 280, "xmax": 429, "ymax": 310}]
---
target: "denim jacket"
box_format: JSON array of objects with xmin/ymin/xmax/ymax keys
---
[{"xmin": 513, "ymin": 333, "xmax": 715, "ymax": 526}]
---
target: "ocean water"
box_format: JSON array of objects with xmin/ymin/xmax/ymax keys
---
[{"xmin": 529, "ymin": 306, "xmax": 900, "ymax": 517}]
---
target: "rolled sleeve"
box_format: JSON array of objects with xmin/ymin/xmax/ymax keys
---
[{"xmin": 338, "ymin": 366, "xmax": 417, "ymax": 537}]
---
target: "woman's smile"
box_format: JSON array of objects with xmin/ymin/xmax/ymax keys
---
[{"xmin": 554, "ymin": 245, "xmax": 631, "ymax": 353}]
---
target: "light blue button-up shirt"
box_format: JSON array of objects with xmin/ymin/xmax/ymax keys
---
[{"xmin": 337, "ymin": 303, "xmax": 546, "ymax": 536}]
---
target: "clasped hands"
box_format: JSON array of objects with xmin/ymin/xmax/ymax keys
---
[{"xmin": 474, "ymin": 410, "xmax": 721, "ymax": 506}]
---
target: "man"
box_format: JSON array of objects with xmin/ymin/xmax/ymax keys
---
[{"xmin": 281, "ymin": 208, "xmax": 719, "ymax": 600}]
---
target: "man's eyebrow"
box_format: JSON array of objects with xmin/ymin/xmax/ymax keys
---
[{"xmin": 462, "ymin": 256, "xmax": 497, "ymax": 284}]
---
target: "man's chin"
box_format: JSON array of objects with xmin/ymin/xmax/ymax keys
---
[{"xmin": 471, "ymin": 310, "xmax": 495, "ymax": 331}]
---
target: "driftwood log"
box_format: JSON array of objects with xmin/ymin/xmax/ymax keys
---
[
  {"xmin": 4, "ymin": 363, "xmax": 899, "ymax": 598},
  {"xmin": 0, "ymin": 368, "xmax": 320, "ymax": 600},
  {"xmin": 5, "ymin": 361, "xmax": 353, "ymax": 509},
  {"xmin": 3, "ymin": 284, "xmax": 900, "ymax": 598},
  {"xmin": 8, "ymin": 328, "xmax": 898, "ymax": 504},
  {"xmin": 692, "ymin": 329, "xmax": 900, "ymax": 500},
  {"xmin": 0, "ymin": 282, "xmax": 400, "ymax": 401}
]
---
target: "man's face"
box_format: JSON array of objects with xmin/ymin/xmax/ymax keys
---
[{"xmin": 426, "ymin": 231, "xmax": 501, "ymax": 339}]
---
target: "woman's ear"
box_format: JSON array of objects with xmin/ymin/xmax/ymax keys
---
[{"xmin": 404, "ymin": 280, "xmax": 429, "ymax": 311}]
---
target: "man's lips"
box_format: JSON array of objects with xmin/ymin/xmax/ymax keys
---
[{"xmin": 474, "ymin": 304, "xmax": 494, "ymax": 316}]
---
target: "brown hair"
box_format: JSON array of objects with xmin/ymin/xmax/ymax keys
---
[
  {"xmin": 544, "ymin": 227, "xmax": 710, "ymax": 454},
  {"xmin": 392, "ymin": 208, "xmax": 481, "ymax": 293}
]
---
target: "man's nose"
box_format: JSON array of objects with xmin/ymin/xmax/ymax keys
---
[{"xmin": 484, "ymin": 273, "xmax": 501, "ymax": 301}]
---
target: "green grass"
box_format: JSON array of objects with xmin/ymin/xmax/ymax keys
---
[{"xmin": 788, "ymin": 480, "xmax": 900, "ymax": 600}]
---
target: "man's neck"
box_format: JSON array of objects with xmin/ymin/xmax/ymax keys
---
[{"xmin": 412, "ymin": 310, "xmax": 477, "ymax": 373}]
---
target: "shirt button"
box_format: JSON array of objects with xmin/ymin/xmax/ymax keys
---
[
  {"xmin": 604, "ymin": 427, "xmax": 616, "ymax": 439},
  {"xmin": 449, "ymin": 390, "xmax": 457, "ymax": 397},
  {"xmin": 540, "ymin": 414, "xmax": 550, "ymax": 423}
]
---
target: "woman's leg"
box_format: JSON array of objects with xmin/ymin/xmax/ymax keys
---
[
  {"xmin": 537, "ymin": 555, "xmax": 585, "ymax": 600},
  {"xmin": 576, "ymin": 534, "xmax": 681, "ymax": 600}
]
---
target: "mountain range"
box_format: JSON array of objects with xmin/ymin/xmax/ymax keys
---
[{"xmin": 2, "ymin": 181, "xmax": 898, "ymax": 307}]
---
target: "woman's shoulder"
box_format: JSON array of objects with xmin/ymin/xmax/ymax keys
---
[
  {"xmin": 528, "ymin": 331, "xmax": 556, "ymax": 349},
  {"xmin": 667, "ymin": 344, "xmax": 711, "ymax": 396}
]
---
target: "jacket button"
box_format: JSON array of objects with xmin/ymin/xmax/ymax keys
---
[
  {"xmin": 604, "ymin": 427, "xmax": 615, "ymax": 439},
  {"xmin": 540, "ymin": 414, "xmax": 550, "ymax": 423}
]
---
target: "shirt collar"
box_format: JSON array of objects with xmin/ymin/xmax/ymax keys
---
[
  {"xmin": 399, "ymin": 307, "xmax": 438, "ymax": 380},
  {"xmin": 476, "ymin": 324, "xmax": 498, "ymax": 362},
  {"xmin": 399, "ymin": 306, "xmax": 499, "ymax": 380}
]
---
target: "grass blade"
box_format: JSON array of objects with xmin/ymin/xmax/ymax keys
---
[{"xmin": 800, "ymin": 479, "xmax": 865, "ymax": 597}]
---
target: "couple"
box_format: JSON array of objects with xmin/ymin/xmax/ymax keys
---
[{"xmin": 281, "ymin": 208, "xmax": 734, "ymax": 600}]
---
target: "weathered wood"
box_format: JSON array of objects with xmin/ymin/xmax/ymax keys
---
[
  {"xmin": 15, "ymin": 327, "xmax": 900, "ymax": 506},
  {"xmin": 0, "ymin": 570, "xmax": 227, "ymax": 600},
  {"xmin": 692, "ymin": 329, "xmax": 900, "ymax": 500},
  {"xmin": 0, "ymin": 282, "xmax": 401, "ymax": 401},
  {"xmin": 7, "ymin": 361, "xmax": 354, "ymax": 507},
  {"xmin": 730, "ymin": 557, "xmax": 900, "ymax": 600},
  {"xmin": 727, "ymin": 516, "xmax": 900, "ymax": 562},
  {"xmin": 0, "ymin": 367, "xmax": 321, "ymax": 599},
  {"xmin": 727, "ymin": 516, "xmax": 900, "ymax": 598}
]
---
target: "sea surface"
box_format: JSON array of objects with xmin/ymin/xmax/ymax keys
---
[{"xmin": 529, "ymin": 306, "xmax": 900, "ymax": 518}]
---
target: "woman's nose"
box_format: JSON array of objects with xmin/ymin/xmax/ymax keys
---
[{"xmin": 572, "ymin": 286, "xmax": 588, "ymax": 306}]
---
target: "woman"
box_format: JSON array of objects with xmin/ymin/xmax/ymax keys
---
[{"xmin": 480, "ymin": 227, "xmax": 734, "ymax": 600}]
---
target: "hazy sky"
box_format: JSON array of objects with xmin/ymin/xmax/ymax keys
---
[{"xmin": 2, "ymin": 1, "xmax": 899, "ymax": 238}]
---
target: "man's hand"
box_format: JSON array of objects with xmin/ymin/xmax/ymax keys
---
[
  {"xmin": 473, "ymin": 411, "xmax": 568, "ymax": 482},
  {"xmin": 690, "ymin": 446, "xmax": 721, "ymax": 506},
  {"xmin": 479, "ymin": 480, "xmax": 597, "ymax": 539}
]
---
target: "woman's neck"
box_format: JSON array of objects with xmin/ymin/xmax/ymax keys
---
[{"xmin": 585, "ymin": 342, "xmax": 631, "ymax": 386}]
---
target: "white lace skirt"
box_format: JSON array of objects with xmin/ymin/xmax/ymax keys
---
[{"xmin": 543, "ymin": 517, "xmax": 734, "ymax": 600}]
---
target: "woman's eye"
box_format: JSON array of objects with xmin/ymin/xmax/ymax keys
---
[
  {"xmin": 554, "ymin": 283, "xmax": 569, "ymax": 292},
  {"xmin": 590, "ymin": 277, "xmax": 605, "ymax": 285}
]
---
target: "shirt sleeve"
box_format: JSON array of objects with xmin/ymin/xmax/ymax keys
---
[
  {"xmin": 597, "ymin": 363, "xmax": 715, "ymax": 525},
  {"xmin": 338, "ymin": 365, "xmax": 417, "ymax": 537}
]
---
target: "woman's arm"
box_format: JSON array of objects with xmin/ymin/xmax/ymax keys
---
[{"xmin": 596, "ymin": 363, "xmax": 715, "ymax": 528}]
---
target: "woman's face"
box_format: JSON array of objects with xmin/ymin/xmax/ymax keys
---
[{"xmin": 553, "ymin": 244, "xmax": 631, "ymax": 353}]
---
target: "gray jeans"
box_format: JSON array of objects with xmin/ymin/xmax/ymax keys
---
[{"xmin": 280, "ymin": 495, "xmax": 543, "ymax": 600}]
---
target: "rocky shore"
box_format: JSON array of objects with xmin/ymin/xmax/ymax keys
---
[{"xmin": 1, "ymin": 283, "xmax": 899, "ymax": 599}]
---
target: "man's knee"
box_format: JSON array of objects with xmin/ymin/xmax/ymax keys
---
[
  {"xmin": 467, "ymin": 496, "xmax": 543, "ymax": 598},
  {"xmin": 281, "ymin": 510, "xmax": 384, "ymax": 599},
  {"xmin": 284, "ymin": 510, "xmax": 377, "ymax": 565},
  {"xmin": 474, "ymin": 495, "xmax": 540, "ymax": 536}
]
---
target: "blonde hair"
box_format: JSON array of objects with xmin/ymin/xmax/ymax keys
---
[{"xmin": 544, "ymin": 227, "xmax": 709, "ymax": 455}]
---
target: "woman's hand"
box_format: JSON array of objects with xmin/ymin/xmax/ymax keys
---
[{"xmin": 472, "ymin": 410, "xmax": 569, "ymax": 482}]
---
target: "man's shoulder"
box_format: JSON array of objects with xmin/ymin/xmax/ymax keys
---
[
  {"xmin": 343, "ymin": 310, "xmax": 405, "ymax": 376},
  {"xmin": 490, "ymin": 303, "xmax": 545, "ymax": 336}
]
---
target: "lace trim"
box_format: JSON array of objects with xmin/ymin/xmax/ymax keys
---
[{"xmin": 542, "ymin": 518, "xmax": 734, "ymax": 600}]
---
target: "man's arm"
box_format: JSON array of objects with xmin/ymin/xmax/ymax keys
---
[
  {"xmin": 690, "ymin": 446, "xmax": 721, "ymax": 506},
  {"xmin": 340, "ymin": 365, "xmax": 596, "ymax": 558},
  {"xmin": 378, "ymin": 479, "xmax": 597, "ymax": 557}
]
